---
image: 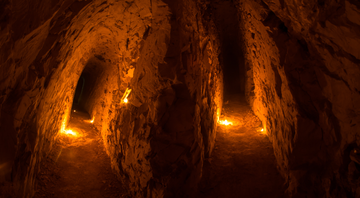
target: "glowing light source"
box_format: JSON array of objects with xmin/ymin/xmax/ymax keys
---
[
  {"xmin": 85, "ymin": 116, "xmax": 95, "ymax": 124},
  {"xmin": 60, "ymin": 127, "xmax": 78, "ymax": 137},
  {"xmin": 63, "ymin": 129, "xmax": 76, "ymax": 136},
  {"xmin": 121, "ymin": 88, "xmax": 132, "ymax": 104},
  {"xmin": 257, "ymin": 127, "xmax": 266, "ymax": 134},
  {"xmin": 219, "ymin": 119, "xmax": 232, "ymax": 126},
  {"xmin": 73, "ymin": 110, "xmax": 76, "ymax": 112},
  {"xmin": 58, "ymin": 111, "xmax": 79, "ymax": 138}
]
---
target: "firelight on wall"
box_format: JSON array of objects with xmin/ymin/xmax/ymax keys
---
[{"xmin": 121, "ymin": 88, "xmax": 132, "ymax": 104}]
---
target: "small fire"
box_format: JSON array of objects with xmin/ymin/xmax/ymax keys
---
[
  {"xmin": 258, "ymin": 127, "xmax": 266, "ymax": 134},
  {"xmin": 59, "ymin": 113, "xmax": 78, "ymax": 137},
  {"xmin": 60, "ymin": 127, "xmax": 78, "ymax": 137},
  {"xmin": 63, "ymin": 129, "xmax": 76, "ymax": 136},
  {"xmin": 121, "ymin": 88, "xmax": 132, "ymax": 104},
  {"xmin": 86, "ymin": 116, "xmax": 95, "ymax": 123},
  {"xmin": 219, "ymin": 119, "xmax": 232, "ymax": 126}
]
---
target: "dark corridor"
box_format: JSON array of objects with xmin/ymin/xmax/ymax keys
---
[{"xmin": 214, "ymin": 0, "xmax": 246, "ymax": 96}]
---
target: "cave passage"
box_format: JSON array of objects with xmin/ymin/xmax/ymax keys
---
[
  {"xmin": 1, "ymin": 0, "xmax": 359, "ymax": 197},
  {"xmin": 71, "ymin": 59, "xmax": 104, "ymax": 114},
  {"xmin": 34, "ymin": 56, "xmax": 127, "ymax": 197},
  {"xmin": 35, "ymin": 108, "xmax": 127, "ymax": 197},
  {"xmin": 198, "ymin": 94, "xmax": 286, "ymax": 198},
  {"xmin": 214, "ymin": 0, "xmax": 246, "ymax": 96},
  {"xmin": 196, "ymin": 2, "xmax": 286, "ymax": 197}
]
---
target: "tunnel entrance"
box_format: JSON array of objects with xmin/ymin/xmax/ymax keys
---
[
  {"xmin": 71, "ymin": 57, "xmax": 104, "ymax": 114},
  {"xmin": 197, "ymin": 2, "xmax": 286, "ymax": 197},
  {"xmin": 213, "ymin": 0, "xmax": 246, "ymax": 97},
  {"xmin": 35, "ymin": 56, "xmax": 126, "ymax": 197},
  {"xmin": 73, "ymin": 75, "xmax": 85, "ymax": 106}
]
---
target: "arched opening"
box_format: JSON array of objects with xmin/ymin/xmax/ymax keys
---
[
  {"xmin": 36, "ymin": 54, "xmax": 125, "ymax": 197},
  {"xmin": 71, "ymin": 57, "xmax": 105, "ymax": 115}
]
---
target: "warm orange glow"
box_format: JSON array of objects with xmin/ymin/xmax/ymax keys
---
[
  {"xmin": 73, "ymin": 110, "xmax": 76, "ymax": 112},
  {"xmin": 63, "ymin": 129, "xmax": 76, "ymax": 136},
  {"xmin": 59, "ymin": 112, "xmax": 80, "ymax": 138},
  {"xmin": 258, "ymin": 127, "xmax": 266, "ymax": 134},
  {"xmin": 85, "ymin": 117, "xmax": 95, "ymax": 124},
  {"xmin": 121, "ymin": 88, "xmax": 132, "ymax": 104},
  {"xmin": 219, "ymin": 119, "xmax": 232, "ymax": 126},
  {"xmin": 60, "ymin": 127, "xmax": 79, "ymax": 137}
]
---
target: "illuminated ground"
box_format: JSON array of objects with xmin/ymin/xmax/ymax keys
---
[
  {"xmin": 34, "ymin": 111, "xmax": 127, "ymax": 198},
  {"xmin": 34, "ymin": 95, "xmax": 285, "ymax": 198},
  {"xmin": 197, "ymin": 94, "xmax": 287, "ymax": 198}
]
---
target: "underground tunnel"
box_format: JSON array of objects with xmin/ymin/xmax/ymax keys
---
[{"xmin": 1, "ymin": 0, "xmax": 360, "ymax": 198}]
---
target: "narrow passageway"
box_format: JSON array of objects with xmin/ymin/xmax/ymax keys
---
[
  {"xmin": 34, "ymin": 110, "xmax": 127, "ymax": 198},
  {"xmin": 198, "ymin": 94, "xmax": 286, "ymax": 198}
]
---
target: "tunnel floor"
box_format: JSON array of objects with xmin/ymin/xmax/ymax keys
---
[
  {"xmin": 34, "ymin": 111, "xmax": 127, "ymax": 198},
  {"xmin": 197, "ymin": 94, "xmax": 287, "ymax": 198}
]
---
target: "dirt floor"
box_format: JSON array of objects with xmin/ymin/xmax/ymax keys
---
[
  {"xmin": 34, "ymin": 94, "xmax": 286, "ymax": 198},
  {"xmin": 34, "ymin": 110, "xmax": 128, "ymax": 198},
  {"xmin": 197, "ymin": 94, "xmax": 287, "ymax": 198}
]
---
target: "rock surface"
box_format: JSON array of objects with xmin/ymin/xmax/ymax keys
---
[
  {"xmin": 34, "ymin": 110, "xmax": 127, "ymax": 198},
  {"xmin": 1, "ymin": 0, "xmax": 360, "ymax": 197},
  {"xmin": 197, "ymin": 94, "xmax": 286, "ymax": 198},
  {"xmin": 238, "ymin": 0, "xmax": 360, "ymax": 197},
  {"xmin": 0, "ymin": 0, "xmax": 222, "ymax": 197}
]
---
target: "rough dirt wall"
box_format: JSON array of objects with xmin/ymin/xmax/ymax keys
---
[
  {"xmin": 0, "ymin": 0, "xmax": 223, "ymax": 197},
  {"xmin": 0, "ymin": 1, "xmax": 94, "ymax": 196},
  {"xmin": 102, "ymin": 0, "xmax": 223, "ymax": 197},
  {"xmin": 1, "ymin": 0, "xmax": 157, "ymax": 197},
  {"xmin": 239, "ymin": 0, "xmax": 360, "ymax": 197}
]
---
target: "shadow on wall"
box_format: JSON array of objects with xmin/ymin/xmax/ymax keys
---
[
  {"xmin": 214, "ymin": 0, "xmax": 245, "ymax": 95},
  {"xmin": 72, "ymin": 57, "xmax": 106, "ymax": 114},
  {"xmin": 73, "ymin": 76, "xmax": 85, "ymax": 106}
]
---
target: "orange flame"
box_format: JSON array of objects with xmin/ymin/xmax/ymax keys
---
[
  {"xmin": 60, "ymin": 127, "xmax": 78, "ymax": 137},
  {"xmin": 86, "ymin": 116, "xmax": 95, "ymax": 123},
  {"xmin": 219, "ymin": 119, "xmax": 232, "ymax": 126},
  {"xmin": 63, "ymin": 129, "xmax": 76, "ymax": 136},
  {"xmin": 59, "ymin": 112, "xmax": 78, "ymax": 138},
  {"xmin": 121, "ymin": 88, "xmax": 132, "ymax": 104},
  {"xmin": 257, "ymin": 126, "xmax": 266, "ymax": 134}
]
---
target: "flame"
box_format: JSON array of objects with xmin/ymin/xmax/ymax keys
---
[
  {"xmin": 257, "ymin": 127, "xmax": 266, "ymax": 134},
  {"xmin": 73, "ymin": 110, "xmax": 76, "ymax": 112},
  {"xmin": 219, "ymin": 119, "xmax": 232, "ymax": 126},
  {"xmin": 63, "ymin": 129, "xmax": 76, "ymax": 136},
  {"xmin": 121, "ymin": 88, "xmax": 132, "ymax": 104},
  {"xmin": 59, "ymin": 110, "xmax": 79, "ymax": 138},
  {"xmin": 85, "ymin": 116, "xmax": 95, "ymax": 123},
  {"xmin": 60, "ymin": 127, "xmax": 78, "ymax": 137}
]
